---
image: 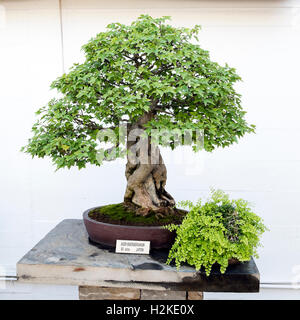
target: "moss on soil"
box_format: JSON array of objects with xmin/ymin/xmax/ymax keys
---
[{"xmin": 88, "ymin": 202, "xmax": 187, "ymax": 227}]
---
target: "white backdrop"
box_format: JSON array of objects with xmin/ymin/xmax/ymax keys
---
[{"xmin": 1, "ymin": 0, "xmax": 300, "ymax": 298}]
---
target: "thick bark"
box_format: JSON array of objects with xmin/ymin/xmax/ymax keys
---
[{"xmin": 124, "ymin": 112, "xmax": 175, "ymax": 216}]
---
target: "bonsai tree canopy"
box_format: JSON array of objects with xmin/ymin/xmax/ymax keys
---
[{"xmin": 23, "ymin": 15, "xmax": 254, "ymax": 216}]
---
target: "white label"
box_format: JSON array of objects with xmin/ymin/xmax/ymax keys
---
[{"xmin": 115, "ymin": 240, "xmax": 150, "ymax": 255}]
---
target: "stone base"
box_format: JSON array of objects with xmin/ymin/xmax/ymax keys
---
[
  {"xmin": 187, "ymin": 291, "xmax": 204, "ymax": 300},
  {"xmin": 79, "ymin": 286, "xmax": 140, "ymax": 300},
  {"xmin": 79, "ymin": 286, "xmax": 203, "ymax": 300},
  {"xmin": 141, "ymin": 289, "xmax": 186, "ymax": 300}
]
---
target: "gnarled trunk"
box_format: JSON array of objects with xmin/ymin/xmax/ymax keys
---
[
  {"xmin": 124, "ymin": 144, "xmax": 175, "ymax": 215},
  {"xmin": 124, "ymin": 114, "xmax": 175, "ymax": 216}
]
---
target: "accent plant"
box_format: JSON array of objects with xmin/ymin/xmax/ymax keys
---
[{"xmin": 165, "ymin": 190, "xmax": 268, "ymax": 275}]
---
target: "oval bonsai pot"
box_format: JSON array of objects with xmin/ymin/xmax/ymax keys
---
[
  {"xmin": 83, "ymin": 207, "xmax": 177, "ymax": 249},
  {"xmin": 228, "ymin": 258, "xmax": 240, "ymax": 265}
]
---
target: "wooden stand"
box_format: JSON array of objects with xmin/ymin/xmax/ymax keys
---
[{"xmin": 17, "ymin": 219, "xmax": 259, "ymax": 300}]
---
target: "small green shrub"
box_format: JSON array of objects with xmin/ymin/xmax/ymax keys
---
[{"xmin": 164, "ymin": 189, "xmax": 268, "ymax": 276}]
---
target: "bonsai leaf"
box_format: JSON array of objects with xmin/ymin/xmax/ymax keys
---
[{"xmin": 22, "ymin": 15, "xmax": 254, "ymax": 169}]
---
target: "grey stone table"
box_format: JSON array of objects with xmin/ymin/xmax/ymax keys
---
[{"xmin": 17, "ymin": 219, "xmax": 260, "ymax": 300}]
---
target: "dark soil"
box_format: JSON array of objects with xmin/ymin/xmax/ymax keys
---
[{"xmin": 88, "ymin": 202, "xmax": 187, "ymax": 226}]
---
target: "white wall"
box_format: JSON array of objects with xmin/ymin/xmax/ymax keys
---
[{"xmin": 1, "ymin": 0, "xmax": 300, "ymax": 299}]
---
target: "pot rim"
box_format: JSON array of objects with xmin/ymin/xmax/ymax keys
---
[{"xmin": 83, "ymin": 207, "xmax": 175, "ymax": 230}]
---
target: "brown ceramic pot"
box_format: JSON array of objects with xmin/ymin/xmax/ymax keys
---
[
  {"xmin": 228, "ymin": 258, "xmax": 240, "ymax": 265},
  {"xmin": 83, "ymin": 207, "xmax": 177, "ymax": 249}
]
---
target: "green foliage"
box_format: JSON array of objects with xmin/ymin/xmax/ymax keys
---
[
  {"xmin": 22, "ymin": 15, "xmax": 255, "ymax": 169},
  {"xmin": 164, "ymin": 190, "xmax": 268, "ymax": 276}
]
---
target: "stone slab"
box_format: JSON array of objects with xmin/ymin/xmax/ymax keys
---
[{"xmin": 17, "ymin": 219, "xmax": 260, "ymax": 292}]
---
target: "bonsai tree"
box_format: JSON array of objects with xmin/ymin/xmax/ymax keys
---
[{"xmin": 22, "ymin": 15, "xmax": 254, "ymax": 216}]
